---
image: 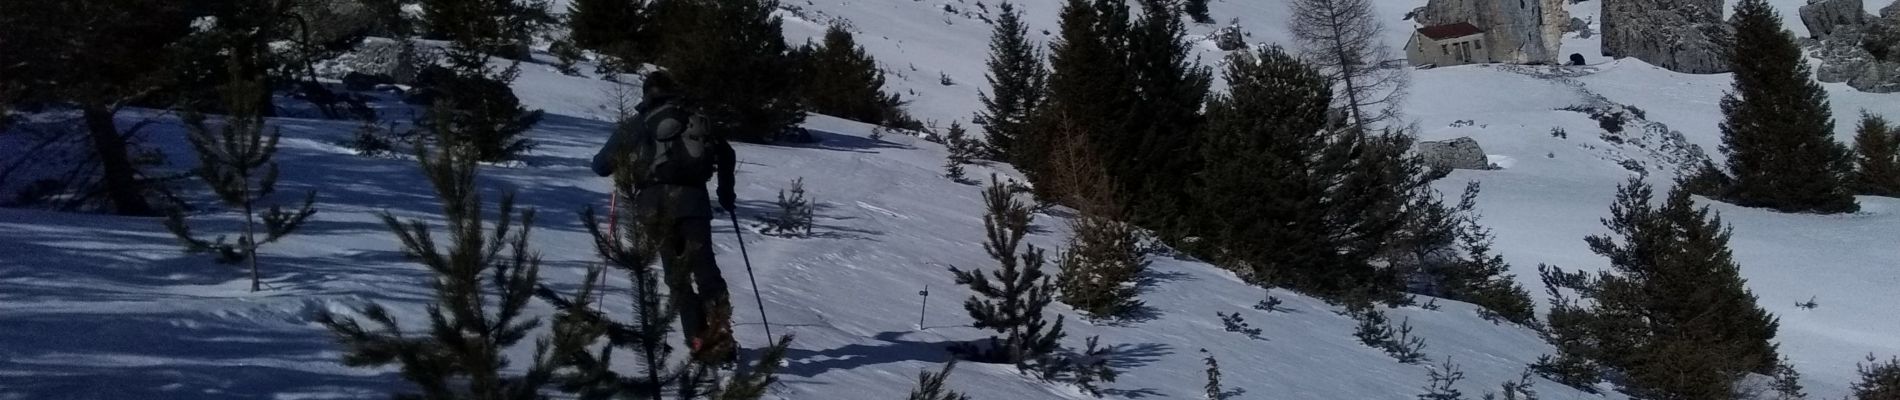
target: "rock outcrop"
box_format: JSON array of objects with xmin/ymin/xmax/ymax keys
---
[
  {"xmin": 1415, "ymin": 0, "xmax": 1569, "ymax": 64},
  {"xmin": 1601, "ymin": 0, "xmax": 1732, "ymax": 74},
  {"xmin": 1803, "ymin": 0, "xmax": 1900, "ymax": 92},
  {"xmin": 1799, "ymin": 0, "xmax": 1870, "ymax": 39},
  {"xmin": 1417, "ymin": 137, "xmax": 1493, "ymax": 170}
]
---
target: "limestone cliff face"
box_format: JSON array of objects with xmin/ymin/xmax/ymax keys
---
[
  {"xmin": 1417, "ymin": 0, "xmax": 1568, "ymax": 64},
  {"xmin": 1601, "ymin": 0, "xmax": 1732, "ymax": 74}
]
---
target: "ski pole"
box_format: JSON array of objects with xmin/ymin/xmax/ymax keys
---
[{"xmin": 730, "ymin": 213, "xmax": 773, "ymax": 341}]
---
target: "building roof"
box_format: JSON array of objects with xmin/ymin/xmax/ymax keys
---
[{"xmin": 1417, "ymin": 22, "xmax": 1483, "ymax": 40}]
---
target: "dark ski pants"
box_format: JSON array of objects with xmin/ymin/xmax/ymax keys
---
[{"xmin": 653, "ymin": 216, "xmax": 733, "ymax": 345}]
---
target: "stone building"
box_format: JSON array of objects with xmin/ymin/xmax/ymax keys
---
[{"xmin": 1407, "ymin": 22, "xmax": 1491, "ymax": 67}]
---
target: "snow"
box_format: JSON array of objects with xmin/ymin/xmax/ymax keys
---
[{"xmin": 4, "ymin": 0, "xmax": 1899, "ymax": 399}]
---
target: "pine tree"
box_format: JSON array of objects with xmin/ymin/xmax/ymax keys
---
[
  {"xmin": 1853, "ymin": 112, "xmax": 1900, "ymax": 197},
  {"xmin": 1715, "ymin": 0, "xmax": 1858, "ymax": 213},
  {"xmin": 1192, "ymin": 46, "xmax": 1334, "ymax": 286},
  {"xmin": 907, "ymin": 361, "xmax": 975, "ymax": 400},
  {"xmin": 1536, "ymin": 178, "xmax": 1782, "ymax": 399},
  {"xmin": 656, "ymin": 0, "xmax": 804, "ymax": 142},
  {"xmin": 1201, "ymin": 349, "xmax": 1227, "ymax": 400},
  {"xmin": 1423, "ymin": 182, "xmax": 1536, "ymax": 326},
  {"xmin": 1853, "ymin": 354, "xmax": 1900, "ymax": 400},
  {"xmin": 1184, "ymin": 0, "xmax": 1213, "ymax": 24},
  {"xmin": 414, "ymin": 65, "xmax": 546, "ymax": 162},
  {"xmin": 315, "ymin": 114, "xmax": 563, "ymax": 399},
  {"xmin": 1419, "ymin": 358, "xmax": 1468, "ymax": 400},
  {"xmin": 945, "ymin": 122, "xmax": 977, "ymax": 183},
  {"xmin": 164, "ymin": 53, "xmax": 317, "ymax": 292},
  {"xmin": 798, "ymin": 25, "xmax": 905, "ymax": 126},
  {"xmin": 568, "ymin": 0, "xmax": 648, "ymax": 56},
  {"xmin": 1116, "ymin": 0, "xmax": 1212, "ymax": 233},
  {"xmin": 1036, "ymin": 0, "xmax": 1134, "ymax": 197},
  {"xmin": 974, "ymin": 2, "xmax": 1048, "ymax": 163},
  {"xmin": 1289, "ymin": 0, "xmax": 1406, "ymax": 132},
  {"xmin": 420, "ymin": 0, "xmax": 550, "ymax": 63},
  {"xmin": 949, "ymin": 176, "xmax": 1067, "ymax": 365},
  {"xmin": 1, "ymin": 0, "xmax": 195, "ymax": 216},
  {"xmin": 1054, "ymin": 203, "xmax": 1150, "ymax": 320}
]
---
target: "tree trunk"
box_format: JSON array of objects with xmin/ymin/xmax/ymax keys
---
[{"xmin": 81, "ymin": 103, "xmax": 155, "ymax": 216}]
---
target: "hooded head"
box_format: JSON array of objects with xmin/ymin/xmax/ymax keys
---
[{"xmin": 642, "ymin": 70, "xmax": 679, "ymax": 103}]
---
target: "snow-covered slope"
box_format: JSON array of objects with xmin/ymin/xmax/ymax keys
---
[{"xmin": 3, "ymin": 0, "xmax": 1898, "ymax": 399}]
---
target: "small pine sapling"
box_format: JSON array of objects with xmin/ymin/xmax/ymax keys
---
[
  {"xmin": 944, "ymin": 122, "xmax": 976, "ymax": 183},
  {"xmin": 949, "ymin": 176, "xmax": 1066, "ymax": 365},
  {"xmin": 1483, "ymin": 369, "xmax": 1540, "ymax": 400},
  {"xmin": 1055, "ymin": 209, "xmax": 1150, "ymax": 320},
  {"xmin": 764, "ymin": 178, "xmax": 816, "ymax": 237},
  {"xmin": 1202, "ymin": 349, "xmax": 1230, "ymax": 400},
  {"xmin": 908, "ymin": 360, "xmax": 974, "ymax": 400},
  {"xmin": 165, "ymin": 59, "xmax": 317, "ymax": 292},
  {"xmin": 1419, "ymin": 357, "xmax": 1467, "ymax": 400},
  {"xmin": 1350, "ymin": 302, "xmax": 1428, "ymax": 363},
  {"xmin": 315, "ymin": 120, "xmax": 560, "ymax": 399},
  {"xmin": 1253, "ymin": 294, "xmax": 1285, "ymax": 312},
  {"xmin": 1217, "ymin": 312, "xmax": 1264, "ymax": 340},
  {"xmin": 1770, "ymin": 357, "xmax": 1806, "ymax": 400}
]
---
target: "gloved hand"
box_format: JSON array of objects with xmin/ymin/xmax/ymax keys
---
[{"xmin": 718, "ymin": 189, "xmax": 737, "ymax": 213}]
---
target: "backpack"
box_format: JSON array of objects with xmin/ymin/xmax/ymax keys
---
[{"xmin": 633, "ymin": 102, "xmax": 718, "ymax": 186}]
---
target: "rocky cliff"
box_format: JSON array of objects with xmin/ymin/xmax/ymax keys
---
[
  {"xmin": 1415, "ymin": 0, "xmax": 1568, "ymax": 64},
  {"xmin": 1601, "ymin": 0, "xmax": 1732, "ymax": 74}
]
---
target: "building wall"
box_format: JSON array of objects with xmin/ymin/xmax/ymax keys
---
[{"xmin": 1408, "ymin": 33, "xmax": 1490, "ymax": 67}]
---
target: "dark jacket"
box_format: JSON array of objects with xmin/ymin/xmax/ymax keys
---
[{"xmin": 592, "ymin": 96, "xmax": 736, "ymax": 220}]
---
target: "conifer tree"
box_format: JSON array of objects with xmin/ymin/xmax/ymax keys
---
[
  {"xmin": 657, "ymin": 0, "xmax": 804, "ymax": 142},
  {"xmin": 1853, "ymin": 354, "xmax": 1900, "ymax": 400},
  {"xmin": 1036, "ymin": 0, "xmax": 1134, "ymax": 193},
  {"xmin": 567, "ymin": 0, "xmax": 648, "ymax": 56},
  {"xmin": 1535, "ymin": 178, "xmax": 1782, "ymax": 399},
  {"xmin": 944, "ymin": 122, "xmax": 978, "ymax": 183},
  {"xmin": 415, "ymin": 65, "xmax": 546, "ymax": 162},
  {"xmin": 1054, "ymin": 201, "xmax": 1150, "ymax": 320},
  {"xmin": 1117, "ymin": 0, "xmax": 1212, "ymax": 233},
  {"xmin": 1715, "ymin": 0, "xmax": 1857, "ymax": 213},
  {"xmin": 538, "ymin": 164, "xmax": 791, "ymax": 399},
  {"xmin": 949, "ymin": 176, "xmax": 1067, "ymax": 365},
  {"xmin": 1421, "ymin": 182, "xmax": 1535, "ymax": 326},
  {"xmin": 421, "ymin": 0, "xmax": 550, "ymax": 62},
  {"xmin": 907, "ymin": 361, "xmax": 975, "ymax": 400},
  {"xmin": 797, "ymin": 25, "xmax": 905, "ymax": 126},
  {"xmin": 1, "ymin": 0, "xmax": 194, "ymax": 215},
  {"xmin": 315, "ymin": 113, "xmax": 565, "ymax": 399},
  {"xmin": 165, "ymin": 54, "xmax": 317, "ymax": 292},
  {"xmin": 1853, "ymin": 113, "xmax": 1900, "ymax": 197},
  {"xmin": 1201, "ymin": 349, "xmax": 1228, "ymax": 400},
  {"xmin": 1193, "ymin": 46, "xmax": 1332, "ymax": 286},
  {"xmin": 974, "ymin": 2, "xmax": 1048, "ymax": 163}
]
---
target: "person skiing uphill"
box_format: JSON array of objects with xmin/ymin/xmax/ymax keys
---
[{"xmin": 591, "ymin": 70, "xmax": 739, "ymax": 363}]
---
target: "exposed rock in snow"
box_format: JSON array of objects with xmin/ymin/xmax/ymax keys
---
[
  {"xmin": 1210, "ymin": 20, "xmax": 1248, "ymax": 51},
  {"xmin": 1805, "ymin": 0, "xmax": 1900, "ymax": 92},
  {"xmin": 315, "ymin": 38, "xmax": 439, "ymax": 85},
  {"xmin": 1800, "ymin": 0, "xmax": 1871, "ymax": 39},
  {"xmin": 1415, "ymin": 0, "xmax": 1569, "ymax": 64},
  {"xmin": 1417, "ymin": 137, "xmax": 1493, "ymax": 170},
  {"xmin": 1601, "ymin": 0, "xmax": 1732, "ymax": 74}
]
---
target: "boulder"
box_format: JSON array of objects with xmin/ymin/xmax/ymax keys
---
[
  {"xmin": 1415, "ymin": 0, "xmax": 1569, "ymax": 64},
  {"xmin": 1210, "ymin": 22, "xmax": 1248, "ymax": 51},
  {"xmin": 1417, "ymin": 137, "xmax": 1493, "ymax": 170},
  {"xmin": 1799, "ymin": 0, "xmax": 1872, "ymax": 39},
  {"xmin": 1566, "ymin": 17, "xmax": 1588, "ymax": 33},
  {"xmin": 317, "ymin": 37, "xmax": 439, "ymax": 85},
  {"xmin": 1806, "ymin": 3, "xmax": 1900, "ymax": 92},
  {"xmin": 1601, "ymin": 0, "xmax": 1732, "ymax": 74}
]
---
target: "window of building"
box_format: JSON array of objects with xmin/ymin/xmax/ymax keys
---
[
  {"xmin": 1441, "ymin": 44, "xmax": 1448, "ymax": 55},
  {"xmin": 1475, "ymin": 40, "xmax": 1483, "ymax": 50}
]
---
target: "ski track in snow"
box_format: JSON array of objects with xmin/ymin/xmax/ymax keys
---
[{"xmin": 3, "ymin": 0, "xmax": 1898, "ymax": 399}]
